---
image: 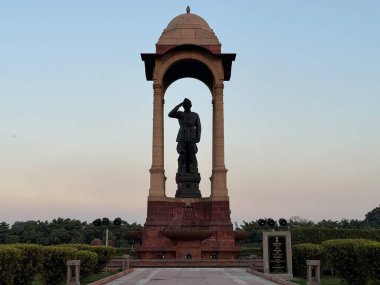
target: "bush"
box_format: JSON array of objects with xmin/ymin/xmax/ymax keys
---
[
  {"xmin": 63, "ymin": 244, "xmax": 115, "ymax": 273},
  {"xmin": 238, "ymin": 246, "xmax": 262, "ymax": 258},
  {"xmin": 13, "ymin": 244, "xmax": 44, "ymax": 285},
  {"xmin": 322, "ymin": 239, "xmax": 369, "ymax": 285},
  {"xmin": 74, "ymin": 250, "xmax": 98, "ymax": 278},
  {"xmin": 40, "ymin": 246, "xmax": 77, "ymax": 285},
  {"xmin": 0, "ymin": 245, "xmax": 22, "ymax": 285},
  {"xmin": 83, "ymin": 246, "xmax": 115, "ymax": 273},
  {"xmin": 355, "ymin": 240, "xmax": 380, "ymax": 285},
  {"xmin": 114, "ymin": 247, "xmax": 135, "ymax": 257},
  {"xmin": 291, "ymin": 228, "xmax": 380, "ymax": 245},
  {"xmin": 292, "ymin": 243, "xmax": 323, "ymax": 277}
]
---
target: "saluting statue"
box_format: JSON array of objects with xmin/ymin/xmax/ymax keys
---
[{"xmin": 168, "ymin": 98, "xmax": 201, "ymax": 173}]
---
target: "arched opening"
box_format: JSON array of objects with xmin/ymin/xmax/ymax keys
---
[
  {"xmin": 163, "ymin": 59, "xmax": 214, "ymax": 92},
  {"xmin": 164, "ymin": 78, "xmax": 212, "ymax": 197}
]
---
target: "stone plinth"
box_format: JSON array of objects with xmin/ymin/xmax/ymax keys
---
[
  {"xmin": 175, "ymin": 173, "xmax": 201, "ymax": 198},
  {"xmin": 136, "ymin": 197, "xmax": 240, "ymax": 259},
  {"xmin": 263, "ymin": 231, "xmax": 293, "ymax": 280},
  {"xmin": 307, "ymin": 260, "xmax": 321, "ymax": 285},
  {"xmin": 109, "ymin": 259, "xmax": 253, "ymax": 268},
  {"xmin": 66, "ymin": 260, "xmax": 80, "ymax": 285}
]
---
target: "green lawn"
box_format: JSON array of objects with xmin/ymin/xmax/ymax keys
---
[
  {"xmin": 81, "ymin": 272, "xmax": 116, "ymax": 285},
  {"xmin": 32, "ymin": 271, "xmax": 116, "ymax": 285},
  {"xmin": 292, "ymin": 276, "xmax": 343, "ymax": 285}
]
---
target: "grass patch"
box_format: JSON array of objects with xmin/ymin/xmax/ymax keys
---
[
  {"xmin": 81, "ymin": 271, "xmax": 115, "ymax": 284},
  {"xmin": 292, "ymin": 276, "xmax": 343, "ymax": 285},
  {"xmin": 31, "ymin": 271, "xmax": 117, "ymax": 285},
  {"xmin": 31, "ymin": 274, "xmax": 43, "ymax": 285}
]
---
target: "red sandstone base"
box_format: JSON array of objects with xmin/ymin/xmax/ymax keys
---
[{"xmin": 134, "ymin": 198, "xmax": 245, "ymax": 259}]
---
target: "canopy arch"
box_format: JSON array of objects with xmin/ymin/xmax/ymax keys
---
[
  {"xmin": 162, "ymin": 59, "xmax": 214, "ymax": 92},
  {"xmin": 151, "ymin": 45, "xmax": 224, "ymax": 94},
  {"xmin": 141, "ymin": 12, "xmax": 235, "ymax": 200}
]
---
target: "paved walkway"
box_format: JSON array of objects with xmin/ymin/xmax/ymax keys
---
[{"xmin": 105, "ymin": 268, "xmax": 279, "ymax": 285}]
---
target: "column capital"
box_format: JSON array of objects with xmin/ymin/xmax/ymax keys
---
[
  {"xmin": 153, "ymin": 82, "xmax": 163, "ymax": 91},
  {"xmin": 214, "ymin": 82, "xmax": 224, "ymax": 91},
  {"xmin": 149, "ymin": 166, "xmax": 165, "ymax": 173}
]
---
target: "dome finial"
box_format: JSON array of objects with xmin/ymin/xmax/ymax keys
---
[{"xmin": 186, "ymin": 6, "xmax": 190, "ymax": 14}]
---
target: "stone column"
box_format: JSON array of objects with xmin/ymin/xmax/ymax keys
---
[
  {"xmin": 149, "ymin": 82, "xmax": 166, "ymax": 198},
  {"xmin": 211, "ymin": 82, "xmax": 228, "ymax": 198}
]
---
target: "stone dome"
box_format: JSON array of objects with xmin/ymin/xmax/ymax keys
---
[{"xmin": 156, "ymin": 7, "xmax": 221, "ymax": 54}]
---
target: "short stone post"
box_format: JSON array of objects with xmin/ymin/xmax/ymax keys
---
[
  {"xmin": 122, "ymin": 255, "xmax": 130, "ymax": 271},
  {"xmin": 67, "ymin": 260, "xmax": 80, "ymax": 285},
  {"xmin": 307, "ymin": 260, "xmax": 321, "ymax": 285},
  {"xmin": 249, "ymin": 255, "xmax": 257, "ymax": 269}
]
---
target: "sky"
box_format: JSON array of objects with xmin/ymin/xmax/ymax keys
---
[{"xmin": 1, "ymin": 1, "xmax": 379, "ymax": 226}]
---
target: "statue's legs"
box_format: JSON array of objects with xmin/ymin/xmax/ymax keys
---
[
  {"xmin": 190, "ymin": 154, "xmax": 198, "ymax": 173},
  {"xmin": 177, "ymin": 154, "xmax": 186, "ymax": 173},
  {"xmin": 177, "ymin": 142, "xmax": 186, "ymax": 173},
  {"xmin": 177, "ymin": 142, "xmax": 198, "ymax": 173},
  {"xmin": 186, "ymin": 143, "xmax": 198, "ymax": 173},
  {"xmin": 175, "ymin": 142, "xmax": 201, "ymax": 198}
]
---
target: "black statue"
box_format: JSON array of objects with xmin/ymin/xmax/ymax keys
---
[{"xmin": 168, "ymin": 98, "xmax": 201, "ymax": 173}]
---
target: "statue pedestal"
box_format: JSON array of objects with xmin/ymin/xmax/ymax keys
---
[
  {"xmin": 175, "ymin": 173, "xmax": 201, "ymax": 198},
  {"xmin": 135, "ymin": 197, "xmax": 242, "ymax": 260}
]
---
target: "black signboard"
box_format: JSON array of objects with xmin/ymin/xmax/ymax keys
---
[{"xmin": 268, "ymin": 235, "xmax": 287, "ymax": 274}]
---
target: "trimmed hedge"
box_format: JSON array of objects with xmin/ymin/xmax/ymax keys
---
[
  {"xmin": 63, "ymin": 244, "xmax": 115, "ymax": 273},
  {"xmin": 82, "ymin": 246, "xmax": 115, "ymax": 273},
  {"xmin": 238, "ymin": 246, "xmax": 262, "ymax": 258},
  {"xmin": 0, "ymin": 245, "xmax": 22, "ymax": 285},
  {"xmin": 13, "ymin": 244, "xmax": 44, "ymax": 285},
  {"xmin": 40, "ymin": 246, "xmax": 77, "ymax": 285},
  {"xmin": 0, "ymin": 244, "xmax": 114, "ymax": 284},
  {"xmin": 114, "ymin": 247, "xmax": 135, "ymax": 257},
  {"xmin": 322, "ymin": 239, "xmax": 380, "ymax": 285},
  {"xmin": 354, "ymin": 240, "xmax": 380, "ymax": 284},
  {"xmin": 292, "ymin": 243, "xmax": 323, "ymax": 277},
  {"xmin": 291, "ymin": 228, "xmax": 380, "ymax": 245},
  {"xmin": 74, "ymin": 250, "xmax": 98, "ymax": 278}
]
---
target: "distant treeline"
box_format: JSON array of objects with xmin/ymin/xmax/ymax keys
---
[
  {"xmin": 0, "ymin": 218, "xmax": 142, "ymax": 247},
  {"xmin": 1, "ymin": 205, "xmax": 378, "ymax": 247}
]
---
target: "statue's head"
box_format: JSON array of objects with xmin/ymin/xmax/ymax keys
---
[{"xmin": 183, "ymin": 98, "xmax": 192, "ymax": 111}]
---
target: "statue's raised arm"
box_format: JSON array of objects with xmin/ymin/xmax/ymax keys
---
[{"xmin": 168, "ymin": 102, "xmax": 183, "ymax": 118}]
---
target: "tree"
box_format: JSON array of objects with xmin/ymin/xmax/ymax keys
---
[
  {"xmin": 11, "ymin": 220, "xmax": 50, "ymax": 244},
  {"xmin": 0, "ymin": 222, "xmax": 10, "ymax": 243},
  {"xmin": 339, "ymin": 219, "xmax": 367, "ymax": 229},
  {"xmin": 365, "ymin": 205, "xmax": 380, "ymax": 228},
  {"xmin": 317, "ymin": 219, "xmax": 339, "ymax": 228},
  {"xmin": 289, "ymin": 216, "xmax": 314, "ymax": 227},
  {"xmin": 49, "ymin": 218, "xmax": 85, "ymax": 244},
  {"xmin": 240, "ymin": 220, "xmax": 264, "ymax": 244},
  {"xmin": 5, "ymin": 218, "xmax": 143, "ymax": 246}
]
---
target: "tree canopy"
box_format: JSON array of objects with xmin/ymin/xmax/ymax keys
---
[
  {"xmin": 365, "ymin": 205, "xmax": 380, "ymax": 227},
  {"xmin": 0, "ymin": 218, "xmax": 142, "ymax": 247}
]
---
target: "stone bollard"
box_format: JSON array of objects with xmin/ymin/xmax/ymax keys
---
[
  {"xmin": 306, "ymin": 260, "xmax": 321, "ymax": 285},
  {"xmin": 67, "ymin": 260, "xmax": 80, "ymax": 285},
  {"xmin": 249, "ymin": 255, "xmax": 257, "ymax": 269},
  {"xmin": 122, "ymin": 255, "xmax": 130, "ymax": 271}
]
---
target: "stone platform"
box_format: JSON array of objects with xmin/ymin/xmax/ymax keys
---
[
  {"xmin": 134, "ymin": 197, "xmax": 246, "ymax": 259},
  {"xmin": 107, "ymin": 258, "xmax": 264, "ymax": 269},
  {"xmin": 102, "ymin": 268, "xmax": 280, "ymax": 285}
]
